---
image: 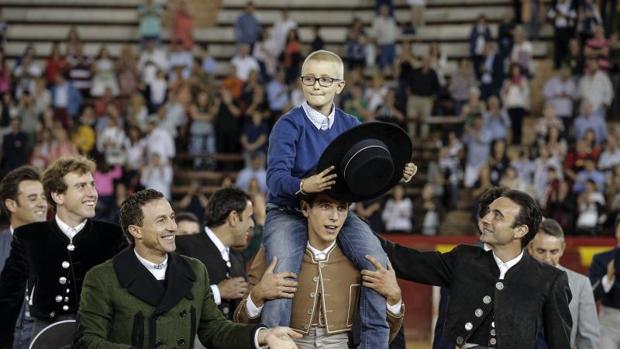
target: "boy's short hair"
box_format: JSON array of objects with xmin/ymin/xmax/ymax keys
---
[
  {"xmin": 302, "ymin": 50, "xmax": 344, "ymax": 79},
  {"xmin": 43, "ymin": 156, "xmax": 96, "ymax": 209}
]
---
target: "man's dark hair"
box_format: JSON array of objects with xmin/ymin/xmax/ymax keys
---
[
  {"xmin": 176, "ymin": 212, "xmax": 200, "ymax": 225},
  {"xmin": 119, "ymin": 189, "xmax": 164, "ymax": 245},
  {"xmin": 538, "ymin": 218, "xmax": 565, "ymax": 240},
  {"xmin": 204, "ymin": 188, "xmax": 251, "ymax": 228},
  {"xmin": 477, "ymin": 186, "xmax": 509, "ymax": 219},
  {"xmin": 0, "ymin": 166, "xmax": 42, "ymax": 217},
  {"xmin": 503, "ymin": 189, "xmax": 543, "ymax": 248}
]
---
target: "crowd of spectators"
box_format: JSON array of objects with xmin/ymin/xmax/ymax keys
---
[{"xmin": 0, "ymin": 0, "xmax": 619, "ymax": 235}]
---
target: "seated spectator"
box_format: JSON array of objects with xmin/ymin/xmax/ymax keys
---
[
  {"xmin": 44, "ymin": 42, "xmax": 68, "ymax": 86},
  {"xmin": 605, "ymin": 165, "xmax": 620, "ymax": 218},
  {"xmin": 576, "ymin": 179, "xmax": 606, "ymax": 235},
  {"xmin": 72, "ymin": 106, "xmax": 97, "ymax": 155},
  {"xmin": 127, "ymin": 92, "xmax": 148, "ymax": 130},
  {"xmin": 344, "ymin": 83, "xmax": 372, "ymax": 122},
  {"xmin": 214, "ymin": 88, "xmax": 242, "ymax": 157},
  {"xmin": 471, "ymin": 164, "xmax": 493, "ymax": 204},
  {"xmin": 354, "ymin": 197, "xmax": 385, "ymax": 234},
  {"xmin": 124, "ymin": 125, "xmax": 146, "ymax": 191},
  {"xmin": 544, "ymin": 172, "xmax": 576, "ymax": 232},
  {"xmin": 365, "ymin": 72, "xmax": 389, "ymax": 114},
  {"xmin": 488, "ymin": 138, "xmax": 510, "ymax": 185},
  {"xmin": 188, "ymin": 90, "xmax": 217, "ymax": 170},
  {"xmin": 266, "ymin": 69, "xmax": 290, "ymax": 120},
  {"xmin": 236, "ymin": 151, "xmax": 267, "ymax": 194},
  {"xmin": 413, "ymin": 183, "xmax": 444, "ymax": 235},
  {"xmin": 145, "ymin": 116, "xmax": 175, "ymax": 162},
  {"xmin": 382, "ymin": 184, "xmax": 413, "ymax": 233},
  {"xmin": 91, "ymin": 46, "xmax": 119, "ymax": 97},
  {"xmin": 169, "ymin": 41, "xmax": 193, "ymax": 79},
  {"xmin": 449, "ymin": 59, "xmax": 476, "ymax": 115},
  {"xmin": 221, "ymin": 65, "xmax": 244, "ymax": 101},
  {"xmin": 510, "ymin": 26, "xmax": 534, "ymax": 76},
  {"xmin": 502, "ymin": 64, "xmax": 530, "ymax": 145},
  {"xmin": 534, "ymin": 143, "xmax": 563, "ymax": 198},
  {"xmin": 138, "ymin": 40, "xmax": 169, "ymax": 75},
  {"xmin": 116, "ymin": 44, "xmax": 139, "ymax": 98},
  {"xmin": 200, "ymin": 44, "xmax": 218, "ymax": 76},
  {"xmin": 460, "ymin": 87, "xmax": 486, "ymax": 128},
  {"xmin": 510, "ymin": 147, "xmax": 536, "ymax": 185},
  {"xmin": 579, "ymin": 59, "xmax": 614, "ymax": 115},
  {"xmin": 535, "ymin": 104, "xmax": 564, "ymax": 142},
  {"xmin": 172, "ymin": 0, "xmax": 194, "ymax": 49},
  {"xmin": 93, "ymin": 155, "xmax": 122, "ymax": 222},
  {"xmin": 13, "ymin": 46, "xmax": 42, "ymax": 98},
  {"xmin": 374, "ymin": 88, "xmax": 406, "ymax": 125},
  {"xmin": 310, "ymin": 25, "xmax": 325, "ymax": 52},
  {"xmin": 545, "ymin": 125, "xmax": 568, "ymax": 159},
  {"xmin": 599, "ymin": 136, "xmax": 620, "ymax": 174},
  {"xmin": 543, "ymin": 66, "xmax": 578, "ymax": 133},
  {"xmin": 574, "ymin": 100, "xmax": 608, "ymax": 145},
  {"xmin": 48, "ymin": 124, "xmax": 78, "ymax": 162},
  {"xmin": 577, "ymin": 0, "xmax": 603, "ymax": 43},
  {"xmin": 574, "ymin": 158, "xmax": 606, "ymax": 193},
  {"xmin": 140, "ymin": 152, "xmax": 173, "ymax": 199},
  {"xmin": 483, "ymin": 95, "xmax": 511, "ymax": 141},
  {"xmin": 438, "ymin": 131, "xmax": 463, "ymax": 208},
  {"xmin": 175, "ymin": 212, "xmax": 202, "ymax": 236},
  {"xmin": 499, "ymin": 166, "xmax": 535, "ymax": 196},
  {"xmin": 565, "ymin": 38, "xmax": 584, "ymax": 77},
  {"xmin": 0, "ymin": 52, "xmax": 10, "ymax": 96},
  {"xmin": 97, "ymin": 115, "xmax": 128, "ymax": 166}
]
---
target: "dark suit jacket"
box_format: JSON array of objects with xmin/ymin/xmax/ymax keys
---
[
  {"xmin": 0, "ymin": 219, "xmax": 126, "ymax": 347},
  {"xmin": 381, "ymin": 242, "xmax": 572, "ymax": 349},
  {"xmin": 175, "ymin": 233, "xmax": 246, "ymax": 320},
  {"xmin": 74, "ymin": 248, "xmax": 259, "ymax": 349},
  {"xmin": 588, "ymin": 247, "xmax": 620, "ymax": 308}
]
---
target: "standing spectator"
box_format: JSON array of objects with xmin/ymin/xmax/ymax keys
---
[
  {"xmin": 577, "ymin": 0, "xmax": 603, "ymax": 43},
  {"xmin": 498, "ymin": 14, "xmax": 515, "ymax": 58},
  {"xmin": 140, "ymin": 152, "xmax": 173, "ymax": 199},
  {"xmin": 574, "ymin": 158, "xmax": 607, "ymax": 194},
  {"xmin": 116, "ymin": 44, "xmax": 139, "ymax": 98},
  {"xmin": 483, "ymin": 95, "xmax": 511, "ymax": 141},
  {"xmin": 565, "ymin": 38, "xmax": 584, "ymax": 76},
  {"xmin": 13, "ymin": 51, "xmax": 42, "ymax": 99},
  {"xmin": 535, "ymin": 104, "xmax": 565, "ymax": 142},
  {"xmin": 147, "ymin": 70, "xmax": 168, "ymax": 112},
  {"xmin": 429, "ymin": 41, "xmax": 448, "ymax": 87},
  {"xmin": 266, "ymin": 70, "xmax": 290, "ymax": 122},
  {"xmin": 464, "ymin": 115, "xmax": 493, "ymax": 187},
  {"xmin": 510, "ymin": 26, "xmax": 534, "ymax": 76},
  {"xmin": 144, "ymin": 117, "xmax": 175, "ymax": 162},
  {"xmin": 365, "ymin": 72, "xmax": 389, "ymax": 113},
  {"xmin": 67, "ymin": 43, "xmax": 93, "ymax": 98},
  {"xmin": 0, "ymin": 52, "xmax": 10, "ymax": 96},
  {"xmin": 502, "ymin": 64, "xmax": 530, "ymax": 144},
  {"xmin": 90, "ymin": 46, "xmax": 119, "ymax": 97},
  {"xmin": 47, "ymin": 125, "xmax": 79, "ymax": 163},
  {"xmin": 407, "ymin": 56, "xmax": 440, "ymax": 139},
  {"xmin": 240, "ymin": 108, "xmax": 269, "ymax": 161},
  {"xmin": 310, "ymin": 25, "xmax": 325, "ymax": 52},
  {"xmin": 579, "ymin": 59, "xmax": 614, "ymax": 115},
  {"xmin": 234, "ymin": 1, "xmax": 261, "ymax": 47},
  {"xmin": 51, "ymin": 73, "xmax": 83, "ymax": 129},
  {"xmin": 32, "ymin": 78, "xmax": 51, "ymax": 117},
  {"xmin": 124, "ymin": 126, "xmax": 146, "ymax": 191},
  {"xmin": 72, "ymin": 106, "xmax": 97, "ymax": 156},
  {"xmin": 576, "ymin": 179, "xmax": 606, "ymax": 234},
  {"xmin": 469, "ymin": 15, "xmax": 493, "ymax": 78},
  {"xmin": 214, "ymin": 88, "xmax": 242, "ymax": 156},
  {"xmin": 371, "ymin": 4, "xmax": 400, "ymax": 72},
  {"xmin": 585, "ymin": 25, "xmax": 610, "ymax": 70},
  {"xmin": 138, "ymin": 0, "xmax": 164, "ymax": 45},
  {"xmin": 188, "ymin": 90, "xmax": 217, "ymax": 170},
  {"xmin": 221, "ymin": 65, "xmax": 244, "ymax": 101},
  {"xmin": 253, "ymin": 27, "xmax": 279, "ymax": 80},
  {"xmin": 168, "ymin": 41, "xmax": 193, "ymax": 79},
  {"xmin": 488, "ymin": 139, "xmax": 510, "ymax": 185},
  {"xmin": 449, "ymin": 59, "xmax": 477, "ymax": 115},
  {"xmin": 231, "ymin": 44, "xmax": 260, "ymax": 82},
  {"xmin": 2, "ymin": 118, "xmax": 28, "ymax": 173},
  {"xmin": 16, "ymin": 92, "xmax": 39, "ymax": 144},
  {"xmin": 574, "ymin": 100, "xmax": 608, "ymax": 145},
  {"xmin": 97, "ymin": 116, "xmax": 128, "ymax": 166},
  {"xmin": 414, "ymin": 183, "xmax": 444, "ymax": 235},
  {"xmin": 177, "ymin": 182, "xmax": 209, "ymax": 225},
  {"xmin": 382, "ymin": 184, "xmax": 414, "ymax": 233},
  {"xmin": 272, "ymin": 9, "xmax": 298, "ymax": 56},
  {"xmin": 479, "ymin": 43, "xmax": 505, "ymax": 99},
  {"xmin": 138, "ymin": 40, "xmax": 169, "ymax": 78},
  {"xmin": 548, "ymin": 0, "xmax": 577, "ymax": 69},
  {"xmin": 374, "ymin": 87, "xmax": 406, "ymax": 125},
  {"xmin": 172, "ymin": 0, "xmax": 194, "ymax": 49},
  {"xmin": 93, "ymin": 157, "xmax": 122, "ymax": 222},
  {"xmin": 280, "ymin": 30, "xmax": 302, "ymax": 84},
  {"xmin": 598, "ymin": 136, "xmax": 620, "ymax": 174},
  {"xmin": 64, "ymin": 26, "xmax": 81, "ymax": 57},
  {"xmin": 200, "ymin": 44, "xmax": 218, "ymax": 76},
  {"xmin": 236, "ymin": 151, "xmax": 267, "ymax": 194},
  {"xmin": 44, "ymin": 42, "xmax": 68, "ymax": 86},
  {"xmin": 543, "ymin": 65, "xmax": 578, "ymax": 132},
  {"xmin": 406, "ymin": 0, "xmax": 426, "ymax": 29}
]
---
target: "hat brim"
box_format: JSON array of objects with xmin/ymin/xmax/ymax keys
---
[{"xmin": 316, "ymin": 122, "xmax": 412, "ymax": 202}]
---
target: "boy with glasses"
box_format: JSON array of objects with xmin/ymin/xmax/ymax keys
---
[{"xmin": 264, "ymin": 50, "xmax": 415, "ymax": 349}]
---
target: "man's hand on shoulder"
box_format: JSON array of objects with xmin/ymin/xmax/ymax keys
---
[
  {"xmin": 251, "ymin": 257, "xmax": 298, "ymax": 307},
  {"xmin": 361, "ymin": 255, "xmax": 402, "ymax": 306},
  {"xmin": 257, "ymin": 326, "xmax": 302, "ymax": 348}
]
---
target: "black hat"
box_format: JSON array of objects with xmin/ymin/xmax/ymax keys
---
[
  {"xmin": 315, "ymin": 122, "xmax": 412, "ymax": 202},
  {"xmin": 29, "ymin": 319, "xmax": 77, "ymax": 349}
]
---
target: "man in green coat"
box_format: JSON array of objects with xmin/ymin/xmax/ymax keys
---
[{"xmin": 74, "ymin": 189, "xmax": 300, "ymax": 349}]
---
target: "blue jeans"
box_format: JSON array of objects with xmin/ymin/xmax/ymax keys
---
[{"xmin": 262, "ymin": 205, "xmax": 390, "ymax": 349}]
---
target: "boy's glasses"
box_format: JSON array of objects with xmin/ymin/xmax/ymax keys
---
[{"xmin": 300, "ymin": 76, "xmax": 341, "ymax": 87}]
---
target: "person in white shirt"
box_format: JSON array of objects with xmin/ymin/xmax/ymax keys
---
[
  {"xmin": 144, "ymin": 117, "xmax": 175, "ymax": 162},
  {"xmin": 579, "ymin": 59, "xmax": 614, "ymax": 115},
  {"xmin": 231, "ymin": 44, "xmax": 260, "ymax": 82},
  {"xmin": 382, "ymin": 184, "xmax": 413, "ymax": 233},
  {"xmin": 272, "ymin": 9, "xmax": 297, "ymax": 56},
  {"xmin": 371, "ymin": 5, "xmax": 400, "ymax": 71},
  {"xmin": 140, "ymin": 152, "xmax": 173, "ymax": 199}
]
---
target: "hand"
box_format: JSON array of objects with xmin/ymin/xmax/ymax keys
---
[
  {"xmin": 361, "ymin": 255, "xmax": 402, "ymax": 306},
  {"xmin": 302, "ymin": 166, "xmax": 337, "ymax": 193},
  {"xmin": 401, "ymin": 162, "xmax": 418, "ymax": 183},
  {"xmin": 251, "ymin": 257, "xmax": 298, "ymax": 306},
  {"xmin": 607, "ymin": 259, "xmax": 616, "ymax": 280},
  {"xmin": 257, "ymin": 327, "xmax": 302, "ymax": 348},
  {"xmin": 217, "ymin": 277, "xmax": 249, "ymax": 300}
]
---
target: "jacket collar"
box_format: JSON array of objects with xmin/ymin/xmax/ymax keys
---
[{"xmin": 113, "ymin": 248, "xmax": 196, "ymax": 315}]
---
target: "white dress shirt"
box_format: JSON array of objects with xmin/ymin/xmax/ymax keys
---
[
  {"xmin": 55, "ymin": 215, "xmax": 87, "ymax": 240},
  {"xmin": 204, "ymin": 226, "xmax": 230, "ymax": 305},
  {"xmin": 492, "ymin": 250, "xmax": 524, "ymax": 279},
  {"xmin": 302, "ymin": 101, "xmax": 335, "ymax": 130},
  {"xmin": 134, "ymin": 249, "xmax": 168, "ymax": 281}
]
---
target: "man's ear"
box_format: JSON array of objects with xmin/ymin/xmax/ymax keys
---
[
  {"xmin": 128, "ymin": 225, "xmax": 142, "ymax": 241},
  {"xmin": 227, "ymin": 210, "xmax": 239, "ymax": 227},
  {"xmin": 4, "ymin": 198, "xmax": 18, "ymax": 214},
  {"xmin": 300, "ymin": 201, "xmax": 310, "ymax": 218},
  {"xmin": 50, "ymin": 191, "xmax": 64, "ymax": 207},
  {"xmin": 335, "ymin": 80, "xmax": 346, "ymax": 95},
  {"xmin": 514, "ymin": 225, "xmax": 528, "ymax": 240}
]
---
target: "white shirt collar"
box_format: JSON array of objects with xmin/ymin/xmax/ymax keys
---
[
  {"xmin": 205, "ymin": 226, "xmax": 230, "ymax": 262},
  {"xmin": 55, "ymin": 214, "xmax": 87, "ymax": 240},
  {"xmin": 306, "ymin": 241, "xmax": 337, "ymax": 261},
  {"xmin": 134, "ymin": 249, "xmax": 168, "ymax": 280},
  {"xmin": 302, "ymin": 101, "xmax": 335, "ymax": 130},
  {"xmin": 492, "ymin": 250, "xmax": 524, "ymax": 279},
  {"xmin": 9, "ymin": 226, "xmax": 14, "ymax": 236}
]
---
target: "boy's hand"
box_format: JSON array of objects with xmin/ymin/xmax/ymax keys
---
[
  {"xmin": 401, "ymin": 162, "xmax": 417, "ymax": 183},
  {"xmin": 302, "ymin": 166, "xmax": 337, "ymax": 193}
]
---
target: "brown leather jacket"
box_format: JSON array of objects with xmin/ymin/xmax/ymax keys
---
[{"xmin": 234, "ymin": 244, "xmax": 403, "ymax": 341}]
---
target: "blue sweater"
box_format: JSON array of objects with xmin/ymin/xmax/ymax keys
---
[{"xmin": 267, "ymin": 106, "xmax": 360, "ymax": 207}]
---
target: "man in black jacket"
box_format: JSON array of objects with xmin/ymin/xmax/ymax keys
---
[
  {"xmin": 365, "ymin": 189, "xmax": 572, "ymax": 349},
  {"xmin": 0, "ymin": 156, "xmax": 127, "ymax": 348},
  {"xmin": 175, "ymin": 188, "xmax": 253, "ymax": 320}
]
